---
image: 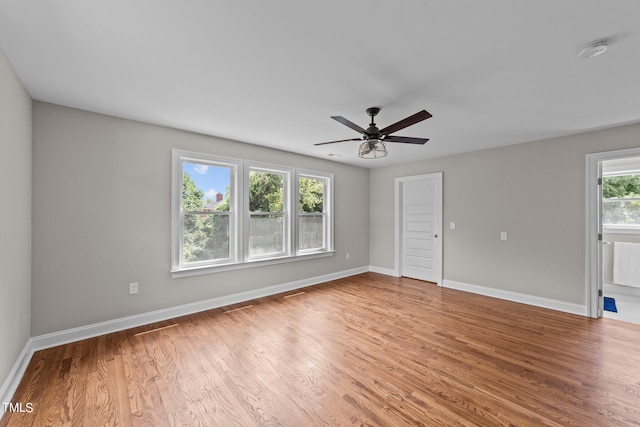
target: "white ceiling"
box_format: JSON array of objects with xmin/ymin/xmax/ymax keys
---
[{"xmin": 1, "ymin": 1, "xmax": 640, "ymax": 168}]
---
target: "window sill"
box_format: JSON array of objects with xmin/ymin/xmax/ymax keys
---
[
  {"xmin": 171, "ymin": 250, "xmax": 335, "ymax": 279},
  {"xmin": 603, "ymin": 226, "xmax": 640, "ymax": 235}
]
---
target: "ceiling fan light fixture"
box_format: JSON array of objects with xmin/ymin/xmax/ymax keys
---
[
  {"xmin": 358, "ymin": 139, "xmax": 387, "ymax": 159},
  {"xmin": 316, "ymin": 107, "xmax": 431, "ymax": 159}
]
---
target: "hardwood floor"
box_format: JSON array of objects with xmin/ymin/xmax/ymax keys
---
[{"xmin": 4, "ymin": 273, "xmax": 640, "ymax": 426}]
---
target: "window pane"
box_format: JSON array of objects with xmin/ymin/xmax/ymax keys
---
[
  {"xmin": 298, "ymin": 176, "xmax": 326, "ymax": 252},
  {"xmin": 249, "ymin": 214, "xmax": 284, "ymax": 257},
  {"xmin": 299, "ymin": 177, "xmax": 324, "ymax": 213},
  {"xmin": 182, "ymin": 162, "xmax": 231, "ymax": 212},
  {"xmin": 603, "ymin": 201, "xmax": 640, "ymax": 225},
  {"xmin": 299, "ymin": 214, "xmax": 324, "ymax": 250},
  {"xmin": 603, "ymin": 175, "xmax": 640, "ymax": 199},
  {"xmin": 249, "ymin": 171, "xmax": 283, "ymax": 212},
  {"xmin": 183, "ymin": 214, "xmax": 230, "ymax": 263}
]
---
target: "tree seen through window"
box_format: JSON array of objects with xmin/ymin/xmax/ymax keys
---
[{"xmin": 603, "ymin": 174, "xmax": 640, "ymax": 226}]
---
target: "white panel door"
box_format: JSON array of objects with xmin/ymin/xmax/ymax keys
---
[{"xmin": 401, "ymin": 174, "xmax": 442, "ymax": 283}]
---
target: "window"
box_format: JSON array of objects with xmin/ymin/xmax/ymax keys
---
[
  {"xmin": 172, "ymin": 152, "xmax": 240, "ymax": 271},
  {"xmin": 603, "ymin": 173, "xmax": 640, "ymax": 231},
  {"xmin": 246, "ymin": 165, "xmax": 291, "ymax": 259},
  {"xmin": 297, "ymin": 172, "xmax": 331, "ymax": 253},
  {"xmin": 171, "ymin": 150, "xmax": 333, "ymax": 276}
]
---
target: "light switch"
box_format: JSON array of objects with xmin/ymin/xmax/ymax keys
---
[{"xmin": 450, "ymin": 222, "xmax": 456, "ymax": 230}]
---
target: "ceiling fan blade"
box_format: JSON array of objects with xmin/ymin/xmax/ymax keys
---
[
  {"xmin": 384, "ymin": 135, "xmax": 430, "ymax": 145},
  {"xmin": 331, "ymin": 116, "xmax": 367, "ymax": 134},
  {"xmin": 379, "ymin": 110, "xmax": 432, "ymax": 135},
  {"xmin": 314, "ymin": 138, "xmax": 362, "ymax": 146}
]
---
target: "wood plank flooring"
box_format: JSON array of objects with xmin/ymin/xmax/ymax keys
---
[{"xmin": 4, "ymin": 273, "xmax": 640, "ymax": 426}]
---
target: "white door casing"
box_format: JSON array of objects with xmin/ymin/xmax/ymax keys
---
[
  {"xmin": 395, "ymin": 173, "xmax": 442, "ymax": 284},
  {"xmin": 586, "ymin": 147, "xmax": 640, "ymax": 318}
]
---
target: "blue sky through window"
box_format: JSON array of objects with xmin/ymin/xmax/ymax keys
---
[{"xmin": 183, "ymin": 162, "xmax": 230, "ymax": 201}]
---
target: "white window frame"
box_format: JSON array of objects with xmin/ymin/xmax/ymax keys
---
[
  {"xmin": 602, "ymin": 171, "xmax": 640, "ymax": 234},
  {"xmin": 295, "ymin": 169, "xmax": 333, "ymax": 255},
  {"xmin": 171, "ymin": 150, "xmax": 334, "ymax": 278},
  {"xmin": 171, "ymin": 150, "xmax": 243, "ymax": 273},
  {"xmin": 245, "ymin": 162, "xmax": 293, "ymax": 261}
]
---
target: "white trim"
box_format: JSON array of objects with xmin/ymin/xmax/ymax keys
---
[
  {"xmin": 295, "ymin": 169, "xmax": 334, "ymax": 255},
  {"xmin": 443, "ymin": 279, "xmax": 587, "ymax": 317},
  {"xmin": 603, "ymin": 225, "xmax": 640, "ymax": 234},
  {"xmin": 394, "ymin": 178, "xmax": 401, "ymax": 278},
  {"xmin": 245, "ymin": 161, "xmax": 293, "ymax": 260},
  {"xmin": 31, "ymin": 266, "xmax": 368, "ymax": 352},
  {"xmin": 586, "ymin": 153, "xmax": 601, "ymax": 318},
  {"xmin": 368, "ymin": 265, "xmax": 400, "ymax": 277},
  {"xmin": 0, "ymin": 339, "xmax": 34, "ymax": 417},
  {"xmin": 586, "ymin": 147, "xmax": 640, "ymax": 319},
  {"xmin": 171, "ymin": 250, "xmax": 334, "ymax": 278},
  {"xmin": 394, "ymin": 172, "xmax": 443, "ymax": 285},
  {"xmin": 171, "ymin": 149, "xmax": 243, "ymax": 271}
]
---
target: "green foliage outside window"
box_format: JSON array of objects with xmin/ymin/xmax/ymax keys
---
[
  {"xmin": 603, "ymin": 175, "xmax": 640, "ymax": 198},
  {"xmin": 249, "ymin": 171, "xmax": 284, "ymax": 212},
  {"xmin": 298, "ymin": 177, "xmax": 325, "ymax": 250},
  {"xmin": 182, "ymin": 172, "xmax": 230, "ymax": 263},
  {"xmin": 182, "ymin": 172, "xmax": 205, "ymax": 211},
  {"xmin": 299, "ymin": 177, "xmax": 324, "ymax": 213}
]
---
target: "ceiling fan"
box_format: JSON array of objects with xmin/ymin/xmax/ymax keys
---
[{"xmin": 315, "ymin": 107, "xmax": 432, "ymax": 159}]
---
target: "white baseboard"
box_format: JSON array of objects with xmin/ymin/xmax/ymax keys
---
[
  {"xmin": 368, "ymin": 265, "xmax": 400, "ymax": 277},
  {"xmin": 442, "ymin": 279, "xmax": 587, "ymax": 316},
  {"xmin": 31, "ymin": 266, "xmax": 369, "ymax": 352},
  {"xmin": 0, "ymin": 338, "xmax": 34, "ymax": 417}
]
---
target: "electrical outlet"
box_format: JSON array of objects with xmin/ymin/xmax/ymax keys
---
[
  {"xmin": 346, "ymin": 252, "xmax": 350, "ymax": 260},
  {"xmin": 129, "ymin": 282, "xmax": 139, "ymax": 295},
  {"xmin": 500, "ymin": 232, "xmax": 508, "ymax": 241},
  {"xmin": 450, "ymin": 222, "xmax": 456, "ymax": 230}
]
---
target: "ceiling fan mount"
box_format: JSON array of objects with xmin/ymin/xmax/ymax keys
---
[
  {"xmin": 365, "ymin": 106, "xmax": 381, "ymax": 118},
  {"xmin": 315, "ymin": 107, "xmax": 432, "ymax": 159},
  {"xmin": 364, "ymin": 107, "xmax": 382, "ymax": 137}
]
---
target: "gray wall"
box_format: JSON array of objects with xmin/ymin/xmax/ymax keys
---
[
  {"xmin": 32, "ymin": 102, "xmax": 369, "ymax": 335},
  {"xmin": 0, "ymin": 48, "xmax": 32, "ymax": 388},
  {"xmin": 370, "ymin": 124, "xmax": 640, "ymax": 305}
]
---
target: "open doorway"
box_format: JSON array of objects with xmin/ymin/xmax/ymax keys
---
[
  {"xmin": 601, "ymin": 156, "xmax": 640, "ymax": 324},
  {"xmin": 586, "ymin": 148, "xmax": 640, "ymax": 324}
]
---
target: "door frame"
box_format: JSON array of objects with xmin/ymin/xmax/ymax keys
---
[
  {"xmin": 586, "ymin": 147, "xmax": 640, "ymax": 318},
  {"xmin": 394, "ymin": 172, "xmax": 443, "ymax": 285}
]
